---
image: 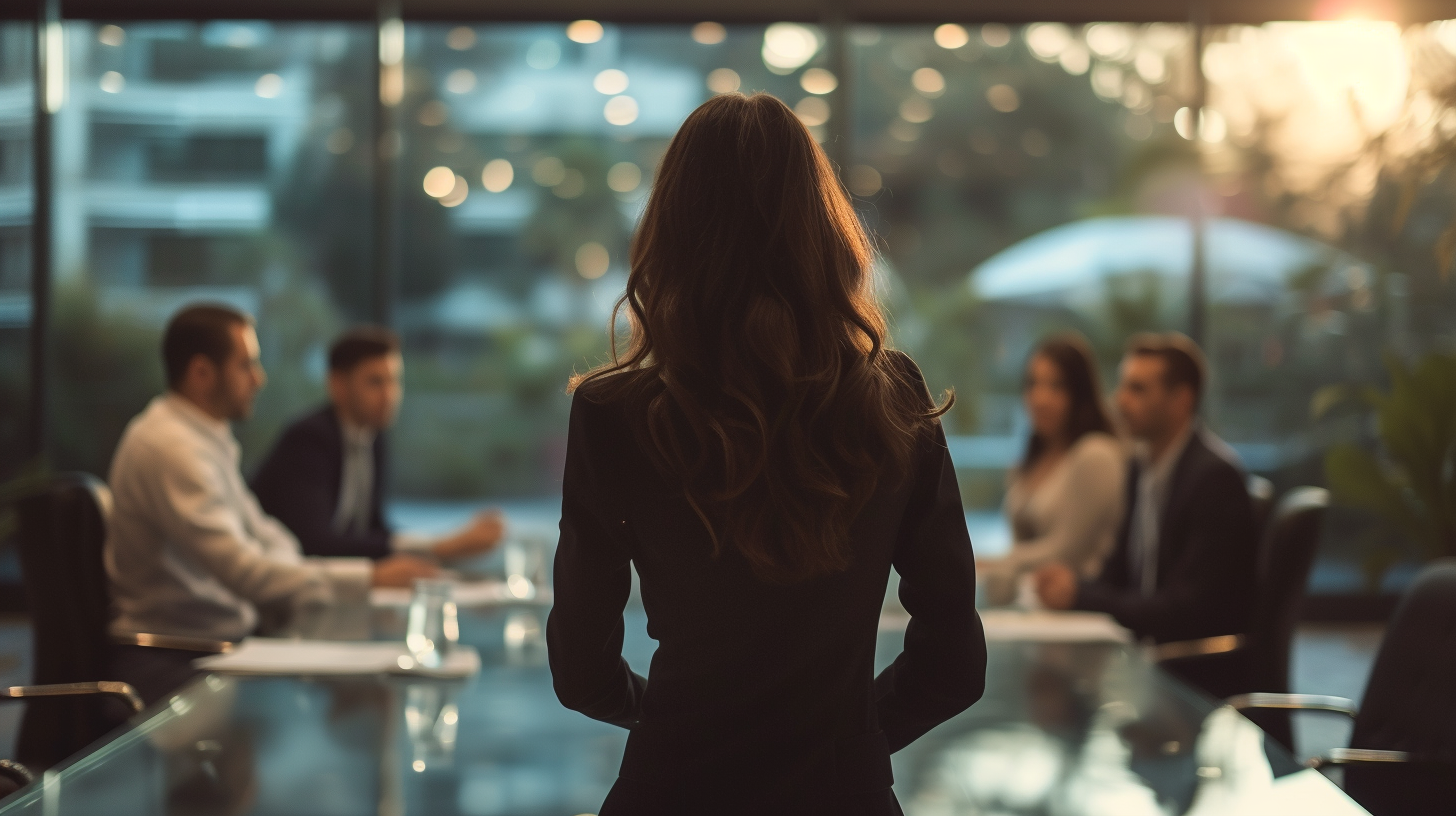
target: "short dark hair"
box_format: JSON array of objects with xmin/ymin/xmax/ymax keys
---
[
  {"xmin": 1127, "ymin": 331, "xmax": 1206, "ymax": 405},
  {"xmin": 162, "ymin": 304, "xmax": 251, "ymax": 387},
  {"xmin": 328, "ymin": 326, "xmax": 400, "ymax": 373}
]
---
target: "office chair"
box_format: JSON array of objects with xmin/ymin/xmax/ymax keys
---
[
  {"xmin": 1153, "ymin": 486, "xmax": 1327, "ymax": 743},
  {"xmin": 14, "ymin": 473, "xmax": 228, "ymax": 770},
  {"xmin": 1230, "ymin": 558, "xmax": 1456, "ymax": 816}
]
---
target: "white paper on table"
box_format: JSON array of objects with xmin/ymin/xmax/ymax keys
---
[
  {"xmin": 977, "ymin": 609, "xmax": 1132, "ymax": 643},
  {"xmin": 193, "ymin": 638, "xmax": 481, "ymax": 679},
  {"xmin": 1188, "ymin": 768, "xmax": 1372, "ymax": 816},
  {"xmin": 369, "ymin": 580, "xmax": 553, "ymax": 609}
]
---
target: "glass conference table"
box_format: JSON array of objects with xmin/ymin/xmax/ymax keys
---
[{"xmin": 0, "ymin": 599, "xmax": 1368, "ymax": 816}]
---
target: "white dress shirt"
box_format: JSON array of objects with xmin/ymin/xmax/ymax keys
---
[
  {"xmin": 1128, "ymin": 424, "xmax": 1196, "ymax": 597},
  {"xmin": 106, "ymin": 394, "xmax": 372, "ymax": 642},
  {"xmin": 333, "ymin": 420, "xmax": 377, "ymax": 536}
]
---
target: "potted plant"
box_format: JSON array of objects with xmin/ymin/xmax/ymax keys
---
[{"xmin": 1315, "ymin": 352, "xmax": 1456, "ymax": 590}]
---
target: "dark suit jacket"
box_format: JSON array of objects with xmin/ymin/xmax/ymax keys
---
[
  {"xmin": 547, "ymin": 355, "xmax": 987, "ymax": 814},
  {"xmin": 251, "ymin": 406, "xmax": 393, "ymax": 560},
  {"xmin": 1076, "ymin": 428, "xmax": 1258, "ymax": 645}
]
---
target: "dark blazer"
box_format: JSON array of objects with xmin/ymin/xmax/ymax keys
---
[
  {"xmin": 547, "ymin": 356, "xmax": 987, "ymax": 815},
  {"xmin": 1076, "ymin": 428, "xmax": 1258, "ymax": 645},
  {"xmin": 251, "ymin": 406, "xmax": 393, "ymax": 560}
]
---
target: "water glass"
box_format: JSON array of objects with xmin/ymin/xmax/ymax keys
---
[{"xmin": 405, "ymin": 579, "xmax": 459, "ymax": 669}]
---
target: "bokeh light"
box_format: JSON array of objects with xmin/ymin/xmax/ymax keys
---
[
  {"xmin": 594, "ymin": 69, "xmax": 629, "ymax": 95},
  {"xmin": 567, "ymin": 20, "xmax": 604, "ymax": 44},
  {"xmin": 423, "ymin": 166, "xmax": 457, "ymax": 198},
  {"xmin": 934, "ymin": 24, "xmax": 969, "ymax": 49},
  {"xmin": 692, "ymin": 22, "xmax": 727, "ymax": 45},
  {"xmin": 707, "ymin": 68, "xmax": 741, "ymax": 93},
  {"xmin": 604, "ymin": 95, "xmax": 639, "ymax": 125},
  {"xmin": 481, "ymin": 159, "xmax": 513, "ymax": 192},
  {"xmin": 800, "ymin": 68, "xmax": 838, "ymax": 94},
  {"xmin": 576, "ymin": 242, "xmax": 610, "ymax": 279}
]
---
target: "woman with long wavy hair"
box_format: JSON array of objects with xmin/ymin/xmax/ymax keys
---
[
  {"xmin": 546, "ymin": 93, "xmax": 986, "ymax": 815},
  {"xmin": 978, "ymin": 333, "xmax": 1126, "ymax": 606}
]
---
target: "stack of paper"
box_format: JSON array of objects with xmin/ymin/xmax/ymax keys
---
[
  {"xmin": 193, "ymin": 638, "xmax": 480, "ymax": 679},
  {"xmin": 977, "ymin": 609, "xmax": 1132, "ymax": 643},
  {"xmin": 369, "ymin": 580, "xmax": 553, "ymax": 609}
]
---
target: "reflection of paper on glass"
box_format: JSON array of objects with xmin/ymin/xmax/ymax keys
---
[
  {"xmin": 977, "ymin": 610, "xmax": 1132, "ymax": 643},
  {"xmin": 193, "ymin": 639, "xmax": 480, "ymax": 679},
  {"xmin": 370, "ymin": 580, "xmax": 553, "ymax": 609}
]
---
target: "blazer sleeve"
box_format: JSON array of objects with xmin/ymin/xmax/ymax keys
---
[
  {"xmin": 252, "ymin": 420, "xmax": 393, "ymax": 560},
  {"xmin": 874, "ymin": 358, "xmax": 987, "ymax": 752},
  {"xmin": 1075, "ymin": 459, "xmax": 1256, "ymax": 642},
  {"xmin": 546, "ymin": 392, "xmax": 647, "ymax": 729}
]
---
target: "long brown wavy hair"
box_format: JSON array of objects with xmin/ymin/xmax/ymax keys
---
[{"xmin": 570, "ymin": 93, "xmax": 951, "ymax": 584}]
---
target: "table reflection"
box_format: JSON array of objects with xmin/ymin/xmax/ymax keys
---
[{"xmin": 0, "ymin": 607, "xmax": 1350, "ymax": 816}]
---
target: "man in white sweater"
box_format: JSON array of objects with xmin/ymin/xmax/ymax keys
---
[{"xmin": 106, "ymin": 304, "xmax": 437, "ymax": 697}]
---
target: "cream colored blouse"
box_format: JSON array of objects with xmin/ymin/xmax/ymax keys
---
[{"xmin": 983, "ymin": 431, "xmax": 1128, "ymax": 605}]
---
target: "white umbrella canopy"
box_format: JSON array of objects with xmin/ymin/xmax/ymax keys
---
[{"xmin": 969, "ymin": 216, "xmax": 1345, "ymax": 308}]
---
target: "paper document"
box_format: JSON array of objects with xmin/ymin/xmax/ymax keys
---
[
  {"xmin": 977, "ymin": 609, "xmax": 1132, "ymax": 643},
  {"xmin": 370, "ymin": 580, "xmax": 553, "ymax": 609},
  {"xmin": 194, "ymin": 638, "xmax": 481, "ymax": 679}
]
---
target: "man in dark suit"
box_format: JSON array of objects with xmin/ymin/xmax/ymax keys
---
[
  {"xmin": 1034, "ymin": 332, "xmax": 1258, "ymax": 698},
  {"xmin": 252, "ymin": 327, "xmax": 503, "ymax": 562}
]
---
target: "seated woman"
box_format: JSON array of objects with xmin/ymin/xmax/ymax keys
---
[
  {"xmin": 980, "ymin": 334, "xmax": 1126, "ymax": 606},
  {"xmin": 546, "ymin": 93, "xmax": 987, "ymax": 815}
]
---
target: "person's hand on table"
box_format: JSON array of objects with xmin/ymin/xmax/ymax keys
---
[
  {"xmin": 1032, "ymin": 562, "xmax": 1078, "ymax": 610},
  {"xmin": 372, "ymin": 554, "xmax": 441, "ymax": 587},
  {"xmin": 431, "ymin": 510, "xmax": 505, "ymax": 561}
]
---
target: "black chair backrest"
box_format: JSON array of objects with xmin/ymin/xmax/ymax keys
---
[
  {"xmin": 1246, "ymin": 474, "xmax": 1276, "ymax": 540},
  {"xmin": 15, "ymin": 473, "xmax": 119, "ymax": 768},
  {"xmin": 1345, "ymin": 558, "xmax": 1456, "ymax": 815},
  {"xmin": 1243, "ymin": 486, "xmax": 1327, "ymax": 751}
]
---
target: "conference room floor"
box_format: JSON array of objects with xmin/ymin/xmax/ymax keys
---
[{"xmin": 0, "ymin": 616, "xmax": 1381, "ymax": 769}]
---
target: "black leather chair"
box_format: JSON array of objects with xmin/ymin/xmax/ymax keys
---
[
  {"xmin": 1231, "ymin": 558, "xmax": 1456, "ymax": 815},
  {"xmin": 14, "ymin": 473, "xmax": 225, "ymax": 771},
  {"xmin": 1153, "ymin": 486, "xmax": 1327, "ymax": 747},
  {"xmin": 1246, "ymin": 474, "xmax": 1276, "ymax": 542}
]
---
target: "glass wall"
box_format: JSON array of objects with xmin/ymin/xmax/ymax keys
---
[
  {"xmin": 44, "ymin": 21, "xmax": 375, "ymax": 477},
  {"xmin": 848, "ymin": 24, "xmax": 1195, "ymax": 543},
  {"xmin": 6, "ymin": 15, "xmax": 1455, "ymax": 587},
  {"xmin": 1195, "ymin": 21, "xmax": 1456, "ymax": 591},
  {"xmin": 390, "ymin": 22, "xmax": 812, "ymax": 501}
]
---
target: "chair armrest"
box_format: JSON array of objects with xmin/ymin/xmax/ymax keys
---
[
  {"xmin": 1226, "ymin": 693, "xmax": 1358, "ymax": 717},
  {"xmin": 1306, "ymin": 748, "xmax": 1410, "ymax": 769},
  {"xmin": 113, "ymin": 632, "xmax": 234, "ymax": 654},
  {"xmin": 0, "ymin": 681, "xmax": 145, "ymax": 714},
  {"xmin": 1150, "ymin": 634, "xmax": 1245, "ymax": 662}
]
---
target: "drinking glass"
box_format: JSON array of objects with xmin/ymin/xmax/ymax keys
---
[{"xmin": 405, "ymin": 579, "xmax": 459, "ymax": 669}]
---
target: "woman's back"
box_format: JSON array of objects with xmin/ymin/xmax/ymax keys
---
[
  {"xmin": 550, "ymin": 361, "xmax": 985, "ymax": 812},
  {"xmin": 544, "ymin": 93, "xmax": 986, "ymax": 814}
]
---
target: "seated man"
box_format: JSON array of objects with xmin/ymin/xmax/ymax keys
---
[
  {"xmin": 106, "ymin": 305, "xmax": 438, "ymax": 701},
  {"xmin": 251, "ymin": 326, "xmax": 503, "ymax": 561},
  {"xmin": 1035, "ymin": 332, "xmax": 1258, "ymax": 698}
]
